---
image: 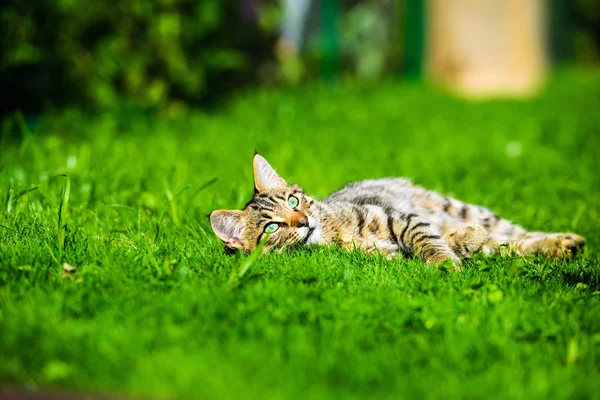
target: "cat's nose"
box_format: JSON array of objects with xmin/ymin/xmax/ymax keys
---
[
  {"xmin": 298, "ymin": 215, "xmax": 309, "ymax": 228},
  {"xmin": 290, "ymin": 212, "xmax": 309, "ymax": 228}
]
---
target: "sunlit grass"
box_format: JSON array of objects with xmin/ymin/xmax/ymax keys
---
[{"xmin": 1, "ymin": 71, "xmax": 600, "ymax": 399}]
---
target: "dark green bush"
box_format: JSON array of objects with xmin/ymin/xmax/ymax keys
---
[{"xmin": 0, "ymin": 0, "xmax": 279, "ymax": 112}]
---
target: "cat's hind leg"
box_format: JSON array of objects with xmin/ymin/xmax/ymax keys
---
[
  {"xmin": 486, "ymin": 231, "xmax": 585, "ymax": 259},
  {"xmin": 479, "ymin": 214, "xmax": 585, "ymax": 259},
  {"xmin": 438, "ymin": 199, "xmax": 586, "ymax": 260}
]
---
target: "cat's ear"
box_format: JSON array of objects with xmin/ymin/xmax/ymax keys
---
[
  {"xmin": 209, "ymin": 210, "xmax": 245, "ymax": 249},
  {"xmin": 253, "ymin": 154, "xmax": 287, "ymax": 192}
]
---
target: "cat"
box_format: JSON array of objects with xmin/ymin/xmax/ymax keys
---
[{"xmin": 209, "ymin": 154, "xmax": 585, "ymax": 269}]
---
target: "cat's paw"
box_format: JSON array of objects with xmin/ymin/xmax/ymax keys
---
[
  {"xmin": 446, "ymin": 224, "xmax": 488, "ymax": 259},
  {"xmin": 538, "ymin": 233, "xmax": 585, "ymax": 259}
]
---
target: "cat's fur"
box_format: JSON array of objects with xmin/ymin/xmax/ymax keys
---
[{"xmin": 210, "ymin": 154, "xmax": 585, "ymax": 269}]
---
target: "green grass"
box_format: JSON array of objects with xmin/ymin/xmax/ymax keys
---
[{"xmin": 1, "ymin": 71, "xmax": 600, "ymax": 400}]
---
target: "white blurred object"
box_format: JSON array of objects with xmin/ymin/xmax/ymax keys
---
[
  {"xmin": 426, "ymin": 0, "xmax": 548, "ymax": 98},
  {"xmin": 276, "ymin": 0, "xmax": 313, "ymax": 84},
  {"xmin": 277, "ymin": 0, "xmax": 313, "ymax": 58}
]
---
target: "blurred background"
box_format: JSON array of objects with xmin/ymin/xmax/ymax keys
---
[{"xmin": 1, "ymin": 0, "xmax": 599, "ymax": 117}]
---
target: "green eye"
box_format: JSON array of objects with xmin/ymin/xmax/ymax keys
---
[
  {"xmin": 288, "ymin": 196, "xmax": 299, "ymax": 208},
  {"xmin": 264, "ymin": 223, "xmax": 279, "ymax": 234}
]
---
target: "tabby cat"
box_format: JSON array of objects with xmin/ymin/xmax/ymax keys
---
[{"xmin": 209, "ymin": 154, "xmax": 585, "ymax": 269}]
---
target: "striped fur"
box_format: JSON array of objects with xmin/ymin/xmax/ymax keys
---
[{"xmin": 210, "ymin": 155, "xmax": 585, "ymax": 269}]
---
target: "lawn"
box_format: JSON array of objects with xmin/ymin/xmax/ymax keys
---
[{"xmin": 1, "ymin": 71, "xmax": 600, "ymax": 400}]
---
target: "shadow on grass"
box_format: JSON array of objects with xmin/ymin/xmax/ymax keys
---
[{"xmin": 558, "ymin": 268, "xmax": 600, "ymax": 292}]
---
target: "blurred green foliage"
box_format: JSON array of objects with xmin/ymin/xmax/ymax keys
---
[
  {"xmin": 572, "ymin": 0, "xmax": 600, "ymax": 64},
  {"xmin": 0, "ymin": 0, "xmax": 279, "ymax": 111},
  {"xmin": 341, "ymin": 0, "xmax": 399, "ymax": 81}
]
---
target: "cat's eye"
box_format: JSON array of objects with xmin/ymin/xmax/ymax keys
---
[
  {"xmin": 288, "ymin": 196, "xmax": 299, "ymax": 209},
  {"xmin": 264, "ymin": 223, "xmax": 279, "ymax": 234}
]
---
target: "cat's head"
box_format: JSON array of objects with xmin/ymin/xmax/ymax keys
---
[{"xmin": 209, "ymin": 154, "xmax": 319, "ymax": 253}]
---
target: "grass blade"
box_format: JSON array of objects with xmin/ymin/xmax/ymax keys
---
[
  {"xmin": 228, "ymin": 233, "xmax": 270, "ymax": 288},
  {"xmin": 57, "ymin": 175, "xmax": 71, "ymax": 253},
  {"xmin": 155, "ymin": 184, "xmax": 191, "ymax": 240}
]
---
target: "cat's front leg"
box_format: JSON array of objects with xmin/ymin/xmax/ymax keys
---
[{"xmin": 391, "ymin": 213, "xmax": 461, "ymax": 269}]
